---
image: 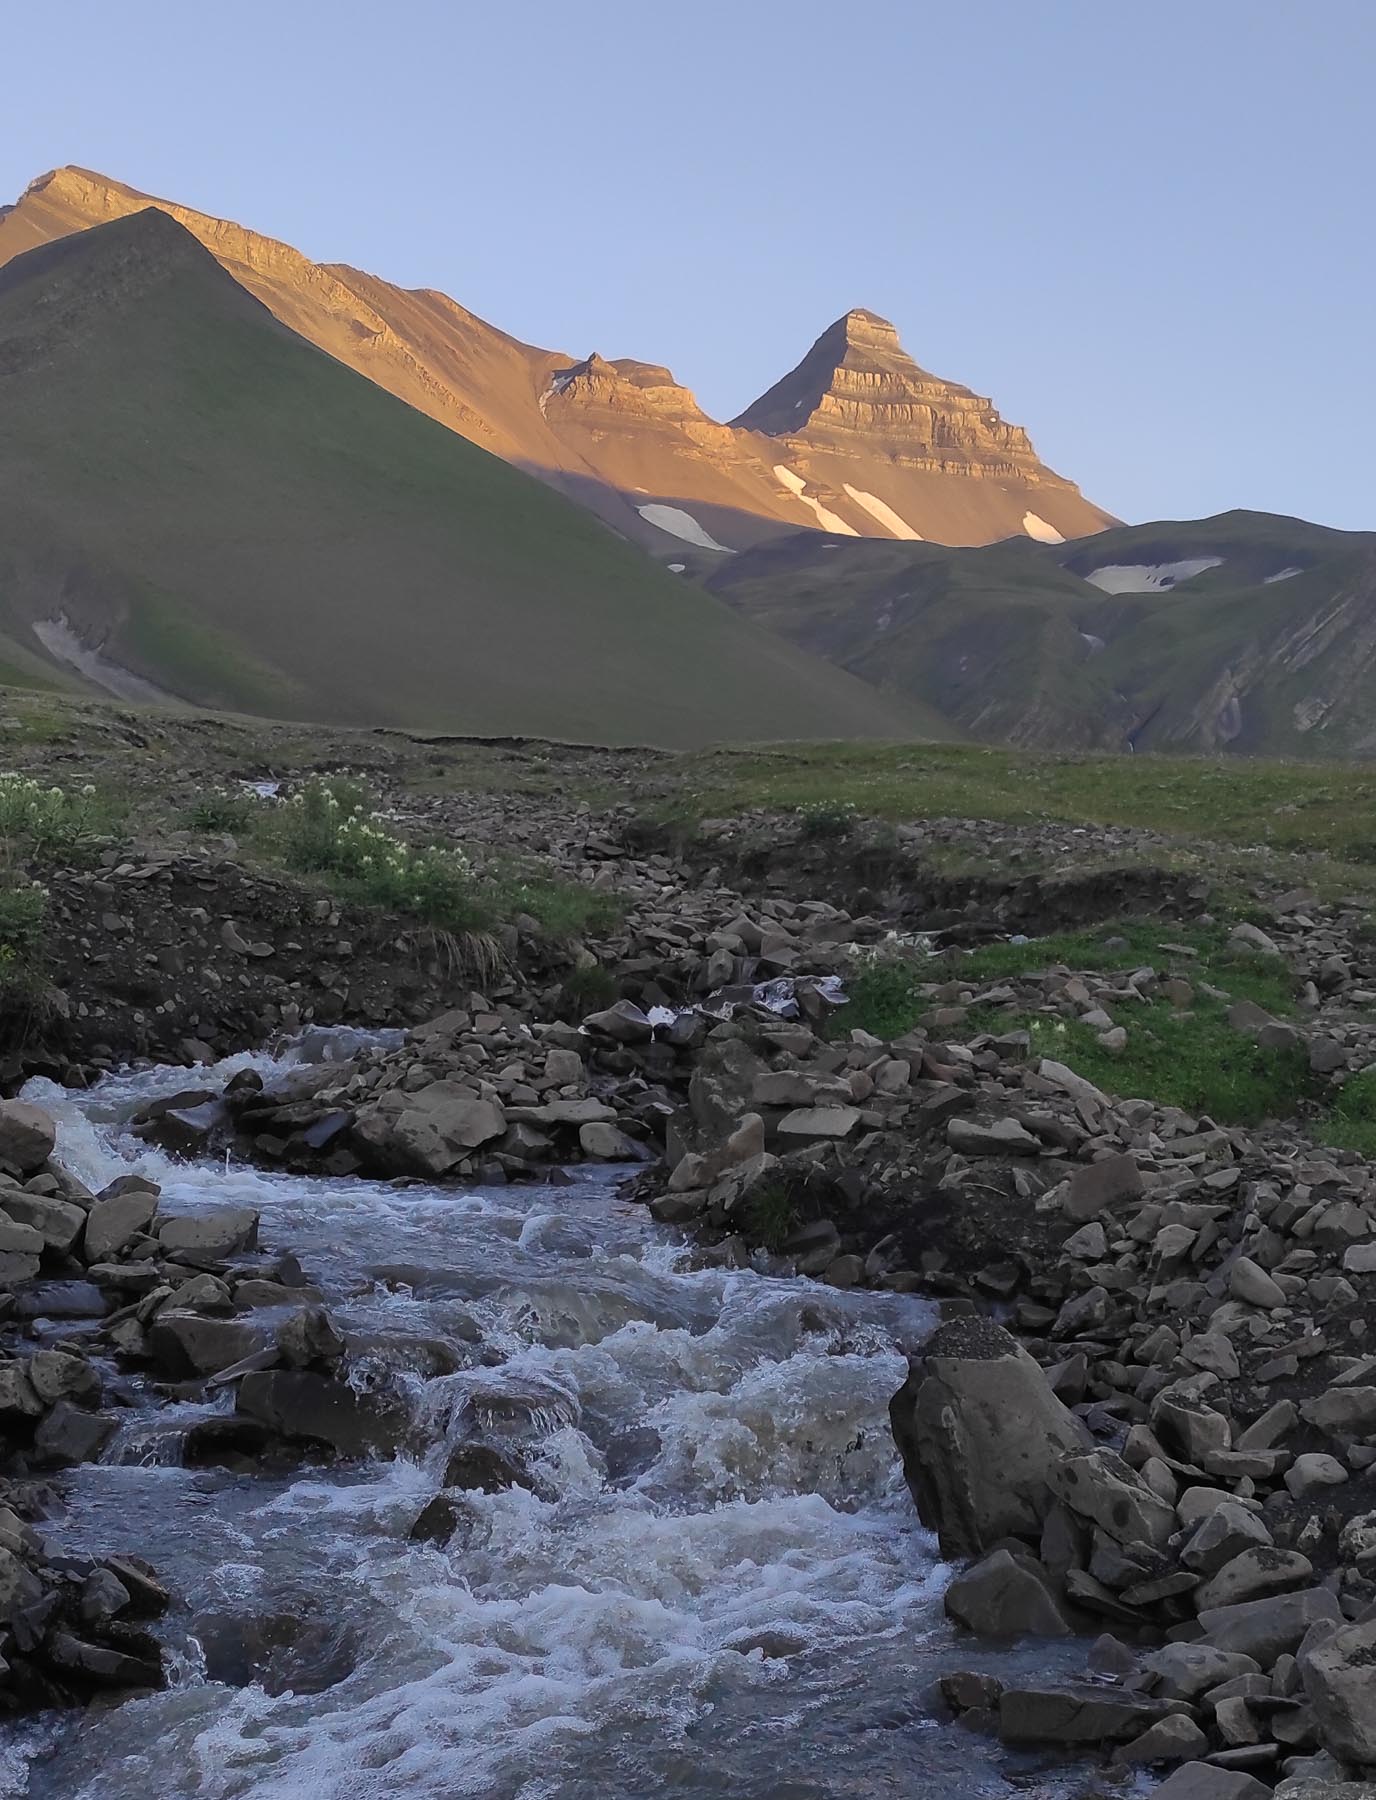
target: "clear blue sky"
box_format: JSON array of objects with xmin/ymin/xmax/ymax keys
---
[{"xmin": 4, "ymin": 0, "xmax": 1371, "ymax": 529}]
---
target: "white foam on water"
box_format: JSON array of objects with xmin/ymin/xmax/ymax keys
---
[
  {"xmin": 842, "ymin": 486, "xmax": 922, "ymax": 539},
  {"xmin": 1083, "ymin": 557, "xmax": 1224, "ymax": 593},
  {"xmin": 634, "ymin": 505, "xmax": 733, "ymax": 552}
]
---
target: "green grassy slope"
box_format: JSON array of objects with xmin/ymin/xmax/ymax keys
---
[
  {"xmin": 0, "ymin": 210, "xmax": 942, "ymax": 748},
  {"xmin": 706, "ymin": 512, "xmax": 1376, "ymax": 756}
]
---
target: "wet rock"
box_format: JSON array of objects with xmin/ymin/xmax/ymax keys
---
[
  {"xmin": 889, "ymin": 1318, "xmax": 1088, "ymax": 1557},
  {"xmin": 195, "ymin": 1608, "xmax": 360, "ymax": 1696},
  {"xmin": 442, "ymin": 1441, "xmax": 535, "ymax": 1494},
  {"xmin": 943, "ymin": 1548, "xmax": 1074, "ymax": 1639},
  {"xmin": 147, "ymin": 1312, "xmax": 273, "ymax": 1378},
  {"xmin": 32, "ymin": 1402, "xmax": 116, "ymax": 1468},
  {"xmin": 236, "ymin": 1369, "xmax": 409, "ymax": 1459},
  {"xmin": 43, "ymin": 1629, "xmax": 163, "ymax": 1691}
]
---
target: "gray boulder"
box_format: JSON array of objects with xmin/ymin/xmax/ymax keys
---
[
  {"xmin": 158, "ymin": 1207, "xmax": 259, "ymax": 1261},
  {"xmin": 1150, "ymin": 1766, "xmax": 1272, "ymax": 1800},
  {"xmin": 1051, "ymin": 1448, "xmax": 1177, "ymax": 1550},
  {"xmin": 84, "ymin": 1189, "xmax": 160, "ymax": 1262},
  {"xmin": 1300, "ymin": 1616, "xmax": 1376, "ymax": 1767},
  {"xmin": 1198, "ymin": 1588, "xmax": 1343, "ymax": 1664},
  {"xmin": 943, "ymin": 1548, "xmax": 1074, "ymax": 1639},
  {"xmin": 236, "ymin": 1370, "xmax": 409, "ymax": 1459},
  {"xmin": 889, "ymin": 1318, "xmax": 1088, "ymax": 1558},
  {"xmin": 0, "ymin": 1099, "xmax": 56, "ymax": 1174}
]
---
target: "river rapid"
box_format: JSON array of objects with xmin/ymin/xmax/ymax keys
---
[{"xmin": 4, "ymin": 1049, "xmax": 1100, "ymax": 1800}]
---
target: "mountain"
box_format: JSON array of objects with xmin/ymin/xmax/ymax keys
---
[
  {"xmin": 0, "ymin": 168, "xmax": 1114, "ymax": 555},
  {"xmin": 0, "ymin": 208, "xmax": 937, "ymax": 747},
  {"xmin": 704, "ymin": 511, "xmax": 1376, "ymax": 757}
]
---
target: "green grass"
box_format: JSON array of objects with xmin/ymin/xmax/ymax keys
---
[
  {"xmin": 746, "ymin": 1181, "xmax": 798, "ymax": 1252},
  {"xmin": 1319, "ymin": 1070, "xmax": 1376, "ymax": 1158},
  {"xmin": 0, "ymin": 772, "xmax": 119, "ymax": 859},
  {"xmin": 0, "ymin": 208, "xmax": 922, "ymax": 749},
  {"xmin": 977, "ymin": 1006, "xmax": 1313, "ymax": 1127},
  {"xmin": 831, "ymin": 920, "xmax": 1297, "ymax": 1045},
  {"xmin": 663, "ymin": 741, "xmax": 1376, "ymax": 864},
  {"xmin": 185, "ymin": 789, "xmax": 258, "ymax": 833}
]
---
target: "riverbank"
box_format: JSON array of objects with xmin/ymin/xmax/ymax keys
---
[{"xmin": 1, "ymin": 701, "xmax": 1375, "ymax": 1794}]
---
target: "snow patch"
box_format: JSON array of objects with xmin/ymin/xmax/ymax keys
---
[
  {"xmin": 1079, "ymin": 631, "xmax": 1106, "ymax": 655},
  {"xmin": 773, "ymin": 466, "xmax": 859, "ymax": 536},
  {"xmin": 636, "ymin": 505, "xmax": 734, "ymax": 553},
  {"xmin": 33, "ymin": 616, "xmax": 180, "ymax": 704},
  {"xmin": 1023, "ymin": 512, "xmax": 1065, "ymax": 545},
  {"xmin": 843, "ymin": 486, "xmax": 922, "ymax": 540},
  {"xmin": 536, "ymin": 367, "xmax": 579, "ymax": 416},
  {"xmin": 1264, "ymin": 566, "xmax": 1303, "ymax": 584},
  {"xmin": 667, "ymin": 563, "xmax": 686, "ymax": 574},
  {"xmin": 1084, "ymin": 557, "xmax": 1224, "ymax": 594}
]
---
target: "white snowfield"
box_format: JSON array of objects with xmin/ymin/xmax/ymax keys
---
[
  {"xmin": 636, "ymin": 504, "xmax": 734, "ymax": 553},
  {"xmin": 1084, "ymin": 557, "xmax": 1224, "ymax": 594},
  {"xmin": 774, "ymin": 465, "xmax": 859, "ymax": 535},
  {"xmin": 1264, "ymin": 566, "xmax": 1303, "ymax": 584},
  {"xmin": 1022, "ymin": 512, "xmax": 1065, "ymax": 545},
  {"xmin": 842, "ymin": 485, "xmax": 922, "ymax": 540}
]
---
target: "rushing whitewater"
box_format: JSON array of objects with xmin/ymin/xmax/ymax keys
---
[{"xmin": 8, "ymin": 1054, "xmax": 1091, "ymax": 1800}]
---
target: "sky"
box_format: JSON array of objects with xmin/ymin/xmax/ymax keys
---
[{"xmin": 3, "ymin": 0, "xmax": 1372, "ymax": 530}]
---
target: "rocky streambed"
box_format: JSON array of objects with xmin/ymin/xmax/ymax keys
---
[
  {"xmin": 0, "ymin": 1045, "xmax": 1122, "ymax": 1800},
  {"xmin": 4, "ymin": 798, "xmax": 1376, "ymax": 1797}
]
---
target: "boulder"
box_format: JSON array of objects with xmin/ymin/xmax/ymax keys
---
[
  {"xmin": 158, "ymin": 1207, "xmax": 259, "ymax": 1262},
  {"xmin": 83, "ymin": 1190, "xmax": 160, "ymax": 1263},
  {"xmin": 889, "ymin": 1318, "xmax": 1088, "ymax": 1558},
  {"xmin": 998, "ymin": 1684, "xmax": 1184, "ymax": 1745},
  {"xmin": 236, "ymin": 1370, "xmax": 408, "ymax": 1459},
  {"xmin": 1144, "ymin": 1643, "xmax": 1262, "ymax": 1700},
  {"xmin": 947, "ymin": 1116, "xmax": 1042, "ymax": 1157},
  {"xmin": 1149, "ymin": 1767, "xmax": 1272, "ymax": 1800},
  {"xmin": 0, "ymin": 1099, "xmax": 56, "ymax": 1174},
  {"xmin": 1063, "ymin": 1153, "xmax": 1144, "ymax": 1221},
  {"xmin": 1197, "ymin": 1588, "xmax": 1343, "ymax": 1664},
  {"xmin": 943, "ymin": 1548, "xmax": 1074, "ymax": 1639},
  {"xmin": 1195, "ymin": 1548, "xmax": 1314, "ymax": 1611},
  {"xmin": 0, "ymin": 1191, "xmax": 85, "ymax": 1254},
  {"xmin": 32, "ymin": 1401, "xmax": 116, "ymax": 1468},
  {"xmin": 1300, "ymin": 1617, "xmax": 1376, "ymax": 1766},
  {"xmin": 1050, "ymin": 1448, "xmax": 1177, "ymax": 1550},
  {"xmin": 147, "ymin": 1313, "xmax": 273, "ymax": 1378}
]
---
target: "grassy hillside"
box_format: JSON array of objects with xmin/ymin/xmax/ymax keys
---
[
  {"xmin": 0, "ymin": 210, "xmax": 939, "ymax": 749},
  {"xmin": 706, "ymin": 512, "xmax": 1376, "ymax": 757}
]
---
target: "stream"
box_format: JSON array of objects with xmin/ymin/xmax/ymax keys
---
[{"xmin": 4, "ymin": 1050, "xmax": 1102, "ymax": 1800}]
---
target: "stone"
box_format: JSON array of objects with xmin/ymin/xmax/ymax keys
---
[
  {"xmin": 443, "ymin": 1442, "xmax": 534, "ymax": 1494},
  {"xmin": 1299, "ymin": 1617, "xmax": 1376, "ymax": 1767},
  {"xmin": 1301, "ymin": 1388, "xmax": 1376, "ymax": 1434},
  {"xmin": 1181, "ymin": 1502, "xmax": 1274, "ymax": 1575},
  {"xmin": 148, "ymin": 1312, "xmax": 273, "ymax": 1378},
  {"xmin": 1064, "ymin": 1153, "xmax": 1144, "ymax": 1221},
  {"xmin": 1195, "ymin": 1548, "xmax": 1315, "ymax": 1611},
  {"xmin": 32, "ymin": 1401, "xmax": 116, "ymax": 1468},
  {"xmin": 1197, "ymin": 1589, "xmax": 1344, "ymax": 1665},
  {"xmin": 0, "ymin": 1545, "xmax": 44, "ymax": 1622},
  {"xmin": 1144, "ymin": 1643, "xmax": 1262, "ymax": 1700},
  {"xmin": 1038, "ymin": 1060, "xmax": 1109, "ymax": 1105},
  {"xmin": 777, "ymin": 1105, "xmax": 861, "ymax": 1143},
  {"xmin": 0, "ymin": 1099, "xmax": 56, "ymax": 1174},
  {"xmin": 27, "ymin": 1349, "xmax": 101, "ymax": 1406},
  {"xmin": 947, "ymin": 1116, "xmax": 1041, "ymax": 1157},
  {"xmin": 236, "ymin": 1370, "xmax": 409, "ymax": 1459},
  {"xmin": 1, "ymin": 1191, "xmax": 85, "ymax": 1253},
  {"xmin": 577, "ymin": 1121, "xmax": 638, "ymax": 1160},
  {"xmin": 1229, "ymin": 1256, "xmax": 1288, "ymax": 1309},
  {"xmin": 1050, "ymin": 1448, "xmax": 1177, "ymax": 1550},
  {"xmin": 582, "ymin": 1001, "xmax": 655, "ymax": 1044},
  {"xmin": 943, "ymin": 1549, "xmax": 1074, "ymax": 1639},
  {"xmin": 158, "ymin": 1207, "xmax": 259, "ymax": 1261},
  {"xmin": 1286, "ymin": 1455, "xmax": 1350, "ymax": 1500},
  {"xmin": 1149, "ymin": 1767, "xmax": 1272, "ymax": 1800},
  {"xmin": 83, "ymin": 1190, "xmax": 160, "ymax": 1263},
  {"xmin": 889, "ymin": 1318, "xmax": 1088, "ymax": 1558},
  {"xmin": 1117, "ymin": 1714, "xmax": 1209, "ymax": 1765},
  {"xmin": 997, "ymin": 1684, "xmax": 1183, "ymax": 1745}
]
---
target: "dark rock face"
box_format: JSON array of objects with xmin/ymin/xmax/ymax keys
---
[
  {"xmin": 235, "ymin": 1371, "xmax": 410, "ymax": 1461},
  {"xmin": 889, "ymin": 1321, "xmax": 1087, "ymax": 1557}
]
